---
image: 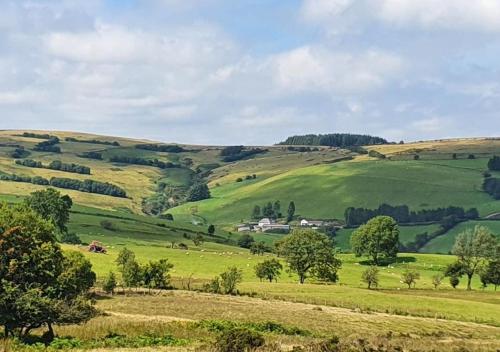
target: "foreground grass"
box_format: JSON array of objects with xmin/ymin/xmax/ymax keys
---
[{"xmin": 9, "ymin": 290, "xmax": 499, "ymax": 351}]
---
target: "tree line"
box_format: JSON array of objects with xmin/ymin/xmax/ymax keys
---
[
  {"xmin": 77, "ymin": 151, "xmax": 103, "ymax": 160},
  {"xmin": 102, "ymin": 247, "xmax": 173, "ymax": 294},
  {"xmin": 278, "ymin": 133, "xmax": 388, "ymax": 147},
  {"xmin": 9, "ymin": 146, "xmax": 30, "ymax": 159},
  {"xmin": 65, "ymin": 137, "xmax": 120, "ymax": 146},
  {"xmin": 0, "ymin": 172, "xmax": 127, "ymax": 198},
  {"xmin": 18, "ymin": 132, "xmax": 57, "ymax": 140},
  {"xmin": 344, "ymin": 204, "xmax": 478, "ymax": 227},
  {"xmin": 0, "ymin": 173, "xmax": 50, "ymax": 185},
  {"xmin": 33, "ymin": 136, "xmax": 61, "ymax": 153},
  {"xmin": 15, "ymin": 159, "xmax": 91, "ymax": 174},
  {"xmin": 285, "ymin": 146, "xmax": 320, "ymax": 152},
  {"xmin": 49, "ymin": 177, "xmax": 127, "ymax": 198},
  {"xmin": 135, "ymin": 144, "xmax": 186, "ymax": 153},
  {"xmin": 109, "ymin": 155, "xmax": 178, "ymax": 169},
  {"xmin": 251, "ymin": 201, "xmax": 296, "ymax": 222},
  {"xmin": 220, "ymin": 146, "xmax": 268, "ymax": 162}
]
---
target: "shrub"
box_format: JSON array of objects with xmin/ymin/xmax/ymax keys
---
[
  {"xmin": 450, "ymin": 276, "xmax": 460, "ymax": 289},
  {"xmin": 60, "ymin": 232, "xmax": 82, "ymax": 245},
  {"xmin": 361, "ymin": 266, "xmax": 379, "ymax": 289},
  {"xmin": 432, "ymin": 274, "xmax": 443, "ymax": 289},
  {"xmin": 214, "ymin": 327, "xmax": 265, "ymax": 352},
  {"xmin": 220, "ymin": 267, "xmax": 243, "ymax": 294},
  {"xmin": 238, "ymin": 234, "xmax": 255, "ymax": 248},
  {"xmin": 102, "ymin": 272, "xmax": 117, "ymax": 294},
  {"xmin": 100, "ymin": 220, "xmax": 115, "ymax": 231},
  {"xmin": 401, "ymin": 268, "xmax": 420, "ymax": 288},
  {"xmin": 236, "ymin": 177, "xmax": 243, "ymax": 182}
]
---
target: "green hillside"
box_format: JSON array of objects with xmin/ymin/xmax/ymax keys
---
[
  {"xmin": 170, "ymin": 158, "xmax": 498, "ymax": 224},
  {"xmin": 1, "ymin": 130, "xmax": 500, "ymax": 255}
]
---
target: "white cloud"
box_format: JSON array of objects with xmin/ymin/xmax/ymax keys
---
[
  {"xmin": 377, "ymin": 0, "xmax": 500, "ymax": 31},
  {"xmin": 274, "ymin": 46, "xmax": 403, "ymax": 94},
  {"xmin": 301, "ymin": 0, "xmax": 500, "ymax": 32}
]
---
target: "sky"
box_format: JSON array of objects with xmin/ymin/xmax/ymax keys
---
[{"xmin": 1, "ymin": 0, "xmax": 499, "ymax": 145}]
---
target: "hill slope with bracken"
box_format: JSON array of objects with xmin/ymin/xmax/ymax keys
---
[{"xmin": 1, "ymin": 130, "xmax": 499, "ymax": 253}]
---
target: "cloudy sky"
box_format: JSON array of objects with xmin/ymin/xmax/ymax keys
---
[{"xmin": 1, "ymin": 0, "xmax": 499, "ymax": 145}]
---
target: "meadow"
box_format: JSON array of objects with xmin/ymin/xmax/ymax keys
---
[{"xmin": 1, "ymin": 132, "xmax": 500, "ymax": 351}]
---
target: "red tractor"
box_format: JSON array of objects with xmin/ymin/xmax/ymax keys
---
[{"xmin": 88, "ymin": 240, "xmax": 107, "ymax": 254}]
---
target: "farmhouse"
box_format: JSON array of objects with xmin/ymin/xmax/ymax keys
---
[
  {"xmin": 300, "ymin": 219, "xmax": 325, "ymax": 227},
  {"xmin": 256, "ymin": 218, "xmax": 290, "ymax": 233}
]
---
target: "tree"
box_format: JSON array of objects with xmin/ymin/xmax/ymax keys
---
[
  {"xmin": 350, "ymin": 216, "xmax": 399, "ymax": 265},
  {"xmin": 121, "ymin": 258, "xmax": 142, "ymax": 289},
  {"xmin": 251, "ymin": 205, "xmax": 261, "ymax": 219},
  {"xmin": 186, "ymin": 183, "xmax": 211, "ymax": 202},
  {"xmin": 452, "ymin": 225, "xmax": 498, "ymax": 290},
  {"xmin": 24, "ymin": 188, "xmax": 73, "ymax": 233},
  {"xmin": 432, "ymin": 274, "xmax": 443, "ymax": 289},
  {"xmin": 449, "ymin": 276, "xmax": 460, "ymax": 289},
  {"xmin": 444, "ymin": 261, "xmax": 464, "ymax": 289},
  {"xmin": 287, "ymin": 201, "xmax": 295, "ymax": 222},
  {"xmin": 361, "ymin": 266, "xmax": 379, "ymax": 289},
  {"xmin": 193, "ymin": 233, "xmax": 204, "ymax": 246},
  {"xmin": 487, "ymin": 156, "xmax": 500, "ymax": 171},
  {"xmin": 277, "ymin": 229, "xmax": 341, "ymax": 284},
  {"xmin": 401, "ymin": 268, "xmax": 420, "ymax": 288},
  {"xmin": 480, "ymin": 260, "xmax": 500, "ymax": 290},
  {"xmin": 220, "ymin": 267, "xmax": 243, "ymax": 294},
  {"xmin": 60, "ymin": 232, "xmax": 82, "ymax": 244},
  {"xmin": 238, "ymin": 234, "xmax": 255, "ymax": 249},
  {"xmin": 262, "ymin": 202, "xmax": 274, "ymax": 218},
  {"xmin": 102, "ymin": 272, "xmax": 117, "ymax": 294},
  {"xmin": 116, "ymin": 247, "xmax": 135, "ymax": 270},
  {"xmin": 142, "ymin": 259, "xmax": 173, "ymax": 291},
  {"xmin": 0, "ymin": 203, "xmax": 96, "ymax": 339},
  {"xmin": 250, "ymin": 241, "xmax": 267, "ymax": 255},
  {"xmin": 273, "ymin": 200, "xmax": 281, "ymax": 218},
  {"xmin": 207, "ymin": 224, "xmax": 215, "ymax": 236},
  {"xmin": 255, "ymin": 259, "xmax": 283, "ymax": 282}
]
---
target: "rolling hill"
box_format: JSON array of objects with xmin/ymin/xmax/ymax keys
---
[{"xmin": 1, "ymin": 130, "xmax": 499, "ymax": 254}]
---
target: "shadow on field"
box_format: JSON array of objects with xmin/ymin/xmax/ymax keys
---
[{"xmin": 359, "ymin": 256, "xmax": 416, "ymax": 266}]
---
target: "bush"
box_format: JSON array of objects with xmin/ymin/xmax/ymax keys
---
[
  {"xmin": 100, "ymin": 220, "xmax": 115, "ymax": 231},
  {"xmin": 214, "ymin": 327, "xmax": 265, "ymax": 352},
  {"xmin": 220, "ymin": 267, "xmax": 243, "ymax": 294},
  {"xmin": 102, "ymin": 272, "xmax": 117, "ymax": 294},
  {"xmin": 60, "ymin": 232, "xmax": 82, "ymax": 244},
  {"xmin": 238, "ymin": 234, "xmax": 255, "ymax": 249}
]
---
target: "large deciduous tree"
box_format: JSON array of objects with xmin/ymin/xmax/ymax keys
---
[
  {"xmin": 350, "ymin": 216, "xmax": 399, "ymax": 265},
  {"xmin": 277, "ymin": 229, "xmax": 341, "ymax": 284},
  {"xmin": 0, "ymin": 203, "xmax": 95, "ymax": 340},
  {"xmin": 452, "ymin": 226, "xmax": 498, "ymax": 290},
  {"xmin": 24, "ymin": 188, "xmax": 73, "ymax": 234},
  {"xmin": 255, "ymin": 259, "xmax": 283, "ymax": 282}
]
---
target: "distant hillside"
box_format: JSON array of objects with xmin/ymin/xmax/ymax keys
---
[
  {"xmin": 278, "ymin": 133, "xmax": 388, "ymax": 147},
  {"xmin": 1, "ymin": 130, "xmax": 499, "ymax": 254}
]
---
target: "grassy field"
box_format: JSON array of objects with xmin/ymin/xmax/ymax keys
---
[
  {"xmin": 1, "ymin": 131, "xmax": 499, "ymax": 351},
  {"xmin": 2, "ymin": 130, "xmax": 499, "ymax": 255},
  {"xmin": 170, "ymin": 158, "xmax": 499, "ymax": 226}
]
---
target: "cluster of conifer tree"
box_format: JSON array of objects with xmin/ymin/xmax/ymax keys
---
[{"xmin": 278, "ymin": 133, "xmax": 388, "ymax": 147}]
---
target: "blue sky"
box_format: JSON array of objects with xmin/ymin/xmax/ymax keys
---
[{"xmin": 1, "ymin": 0, "xmax": 499, "ymax": 144}]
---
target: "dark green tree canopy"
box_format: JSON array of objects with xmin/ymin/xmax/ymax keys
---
[
  {"xmin": 350, "ymin": 216, "xmax": 399, "ymax": 265},
  {"xmin": 24, "ymin": 188, "xmax": 73, "ymax": 233},
  {"xmin": 0, "ymin": 203, "xmax": 96, "ymax": 339},
  {"xmin": 277, "ymin": 229, "xmax": 341, "ymax": 284}
]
